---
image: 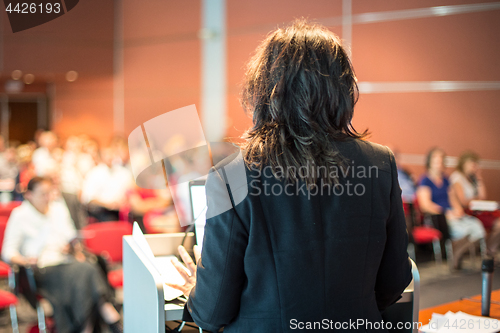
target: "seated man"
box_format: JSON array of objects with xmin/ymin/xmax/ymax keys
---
[
  {"xmin": 81, "ymin": 147, "xmax": 133, "ymax": 222},
  {"xmin": 1, "ymin": 177, "xmax": 123, "ymax": 333},
  {"xmin": 0, "ymin": 147, "xmax": 19, "ymax": 202}
]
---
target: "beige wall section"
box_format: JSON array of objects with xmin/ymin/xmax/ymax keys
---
[
  {"xmin": 52, "ymin": 77, "xmax": 114, "ymax": 144},
  {"xmin": 354, "ymin": 91, "xmax": 500, "ymax": 159},
  {"xmin": 352, "ymin": 12, "xmax": 500, "ymax": 82}
]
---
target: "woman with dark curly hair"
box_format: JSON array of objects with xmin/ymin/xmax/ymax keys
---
[{"xmin": 169, "ymin": 20, "xmax": 412, "ymax": 333}]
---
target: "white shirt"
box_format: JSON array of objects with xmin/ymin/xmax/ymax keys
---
[
  {"xmin": 0, "ymin": 155, "xmax": 18, "ymax": 180},
  {"xmin": 59, "ymin": 151, "xmax": 83, "ymax": 194},
  {"xmin": 1, "ymin": 200, "xmax": 77, "ymax": 268},
  {"xmin": 77, "ymin": 153, "xmax": 96, "ymax": 178},
  {"xmin": 81, "ymin": 163, "xmax": 133, "ymax": 205},
  {"xmin": 450, "ymin": 171, "xmax": 477, "ymax": 201},
  {"xmin": 32, "ymin": 147, "xmax": 57, "ymax": 177}
]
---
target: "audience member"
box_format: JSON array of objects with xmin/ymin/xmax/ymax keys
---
[
  {"xmin": 1, "ymin": 177, "xmax": 123, "ymax": 333},
  {"xmin": 417, "ymin": 147, "xmax": 486, "ymax": 269},
  {"xmin": 78, "ymin": 136, "xmax": 99, "ymax": 176},
  {"xmin": 15, "ymin": 144, "xmax": 35, "ymax": 198},
  {"xmin": 125, "ymin": 187, "xmax": 172, "ymax": 232},
  {"xmin": 60, "ymin": 136, "xmax": 87, "ymax": 229},
  {"xmin": 109, "ymin": 135, "xmax": 130, "ymax": 167},
  {"xmin": 451, "ymin": 151, "xmax": 500, "ymax": 257},
  {"xmin": 392, "ymin": 149, "xmax": 418, "ymax": 238},
  {"xmin": 81, "ymin": 147, "xmax": 133, "ymax": 222},
  {"xmin": 397, "ymin": 166, "xmax": 417, "ymax": 204},
  {"xmin": 0, "ymin": 147, "xmax": 19, "ymax": 202},
  {"xmin": 0, "ymin": 147, "xmax": 18, "ymax": 179},
  {"xmin": 32, "ymin": 131, "xmax": 58, "ymax": 177},
  {"xmin": 33, "ymin": 128, "xmax": 45, "ymax": 147}
]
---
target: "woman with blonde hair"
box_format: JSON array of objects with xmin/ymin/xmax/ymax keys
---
[{"xmin": 450, "ymin": 151, "xmax": 500, "ymax": 257}]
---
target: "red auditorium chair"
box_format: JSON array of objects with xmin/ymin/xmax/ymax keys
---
[
  {"xmin": 0, "ymin": 216, "xmax": 9, "ymax": 250},
  {"xmin": 81, "ymin": 221, "xmax": 132, "ymax": 291},
  {"xmin": 0, "ymin": 261, "xmax": 10, "ymax": 279},
  {"xmin": 0, "ymin": 289, "xmax": 19, "ymax": 332},
  {"xmin": 0, "ymin": 217, "xmax": 11, "ymax": 279},
  {"xmin": 411, "ymin": 225, "xmax": 443, "ymax": 266},
  {"xmin": 82, "ymin": 221, "xmax": 132, "ymax": 263},
  {"xmin": 404, "ymin": 199, "xmax": 444, "ymax": 268},
  {"xmin": 0, "ymin": 216, "xmax": 19, "ymax": 331},
  {"xmin": 0, "ymin": 201, "xmax": 21, "ymax": 218},
  {"xmin": 107, "ymin": 269, "xmax": 124, "ymax": 288}
]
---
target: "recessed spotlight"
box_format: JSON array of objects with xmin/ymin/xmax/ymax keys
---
[
  {"xmin": 23, "ymin": 74, "xmax": 35, "ymax": 84},
  {"xmin": 11, "ymin": 70, "xmax": 22, "ymax": 80},
  {"xmin": 66, "ymin": 70, "xmax": 78, "ymax": 82}
]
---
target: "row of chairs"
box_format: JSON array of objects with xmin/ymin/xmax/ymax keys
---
[
  {"xmin": 0, "ymin": 214, "xmax": 20, "ymax": 331},
  {"xmin": 405, "ymin": 200, "xmax": 482, "ymax": 270},
  {"xmin": 0, "ymin": 205, "xmax": 132, "ymax": 332}
]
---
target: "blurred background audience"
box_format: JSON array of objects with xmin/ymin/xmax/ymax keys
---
[{"xmin": 0, "ymin": 130, "xmax": 182, "ymax": 233}]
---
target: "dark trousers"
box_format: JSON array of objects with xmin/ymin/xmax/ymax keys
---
[{"xmin": 35, "ymin": 261, "xmax": 112, "ymax": 333}]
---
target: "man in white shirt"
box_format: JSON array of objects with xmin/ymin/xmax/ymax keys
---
[
  {"xmin": 0, "ymin": 147, "xmax": 19, "ymax": 202},
  {"xmin": 2, "ymin": 177, "xmax": 123, "ymax": 333},
  {"xmin": 31, "ymin": 131, "xmax": 58, "ymax": 177},
  {"xmin": 81, "ymin": 147, "xmax": 133, "ymax": 222}
]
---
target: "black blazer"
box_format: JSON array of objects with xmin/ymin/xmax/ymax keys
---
[{"xmin": 183, "ymin": 139, "xmax": 412, "ymax": 332}]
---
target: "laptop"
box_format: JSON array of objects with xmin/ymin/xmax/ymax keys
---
[
  {"xmin": 131, "ymin": 223, "xmax": 190, "ymax": 301},
  {"xmin": 188, "ymin": 180, "xmax": 207, "ymax": 251}
]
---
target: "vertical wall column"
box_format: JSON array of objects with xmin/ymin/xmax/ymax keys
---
[
  {"xmin": 0, "ymin": 96, "xmax": 8, "ymax": 143},
  {"xmin": 201, "ymin": 0, "xmax": 227, "ymax": 142},
  {"xmin": 342, "ymin": 0, "xmax": 352, "ymax": 56}
]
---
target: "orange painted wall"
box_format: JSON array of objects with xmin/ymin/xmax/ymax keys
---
[{"xmin": 52, "ymin": 77, "xmax": 114, "ymax": 143}]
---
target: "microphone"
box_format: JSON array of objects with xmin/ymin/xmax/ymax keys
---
[{"xmin": 481, "ymin": 258, "xmax": 494, "ymax": 316}]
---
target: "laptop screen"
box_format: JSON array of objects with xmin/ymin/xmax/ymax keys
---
[{"xmin": 189, "ymin": 180, "xmax": 207, "ymax": 251}]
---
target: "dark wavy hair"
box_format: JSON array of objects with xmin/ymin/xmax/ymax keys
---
[{"xmin": 241, "ymin": 20, "xmax": 368, "ymax": 187}]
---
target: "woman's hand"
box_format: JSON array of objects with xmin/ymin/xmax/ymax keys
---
[
  {"xmin": 447, "ymin": 206, "xmax": 465, "ymax": 220},
  {"xmin": 166, "ymin": 245, "xmax": 201, "ymax": 297},
  {"xmin": 10, "ymin": 255, "xmax": 37, "ymax": 267},
  {"xmin": 73, "ymin": 243, "xmax": 86, "ymax": 262},
  {"xmin": 451, "ymin": 208, "xmax": 464, "ymax": 219}
]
